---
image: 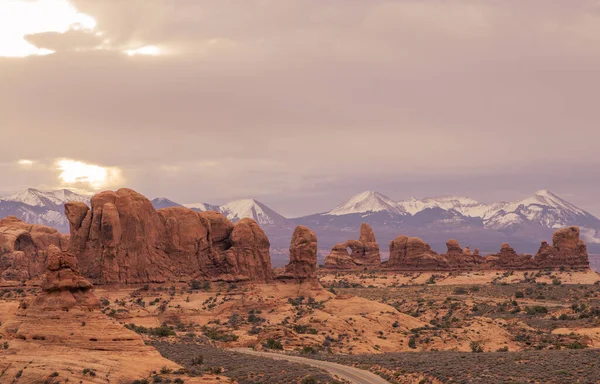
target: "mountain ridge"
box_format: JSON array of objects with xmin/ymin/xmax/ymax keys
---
[{"xmin": 1, "ymin": 188, "xmax": 599, "ymax": 248}]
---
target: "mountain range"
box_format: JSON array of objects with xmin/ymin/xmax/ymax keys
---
[{"xmin": 1, "ymin": 188, "xmax": 599, "ymax": 264}]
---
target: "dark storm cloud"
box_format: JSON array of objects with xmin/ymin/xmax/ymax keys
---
[{"xmin": 1, "ymin": 0, "xmax": 599, "ymax": 216}]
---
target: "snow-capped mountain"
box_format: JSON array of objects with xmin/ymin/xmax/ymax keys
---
[
  {"xmin": 297, "ymin": 189, "xmax": 600, "ymax": 239},
  {"xmin": 327, "ymin": 191, "xmax": 406, "ymax": 216},
  {"xmin": 397, "ymin": 195, "xmax": 493, "ymax": 218},
  {"xmin": 0, "ymin": 188, "xmax": 91, "ymax": 232},
  {"xmin": 183, "ymin": 202, "xmax": 221, "ymax": 212},
  {"xmin": 0, "ymin": 188, "xmax": 90, "ymax": 207},
  {"xmin": 155, "ymin": 197, "xmax": 291, "ymax": 227},
  {"xmin": 219, "ymin": 199, "xmax": 291, "ymax": 226}
]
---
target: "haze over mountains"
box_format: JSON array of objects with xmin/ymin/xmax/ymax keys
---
[{"xmin": 1, "ymin": 188, "xmax": 599, "ymax": 265}]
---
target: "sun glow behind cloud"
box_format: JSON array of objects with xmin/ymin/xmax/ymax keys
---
[
  {"xmin": 0, "ymin": 0, "xmax": 97, "ymax": 57},
  {"xmin": 55, "ymin": 159, "xmax": 123, "ymax": 190},
  {"xmin": 125, "ymin": 45, "xmax": 161, "ymax": 56}
]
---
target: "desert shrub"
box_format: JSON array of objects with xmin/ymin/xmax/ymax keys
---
[
  {"xmin": 264, "ymin": 338, "xmax": 283, "ymax": 350},
  {"xmin": 453, "ymin": 287, "xmax": 468, "ymax": 295},
  {"xmin": 301, "ymin": 376, "xmax": 317, "ymax": 384},
  {"xmin": 408, "ymin": 336, "xmax": 417, "ymax": 349},
  {"xmin": 293, "ymin": 324, "xmax": 318, "ymax": 334},
  {"xmin": 160, "ymin": 366, "xmax": 172, "ymax": 374},
  {"xmin": 470, "ymin": 340, "xmax": 484, "ymax": 353},
  {"xmin": 515, "ymin": 291, "xmax": 524, "ymax": 298},
  {"xmin": 525, "ymin": 306, "xmax": 548, "ymax": 315},
  {"xmin": 201, "ymin": 326, "xmax": 239, "ymax": 342}
]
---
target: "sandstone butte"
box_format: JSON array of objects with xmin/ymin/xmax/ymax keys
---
[
  {"xmin": 276, "ymin": 225, "xmax": 319, "ymax": 284},
  {"xmin": 0, "ymin": 245, "xmax": 182, "ymax": 382},
  {"xmin": 324, "ymin": 222, "xmax": 381, "ymax": 269},
  {"xmin": 65, "ymin": 188, "xmax": 274, "ymax": 284},
  {"xmin": 0, "ymin": 216, "xmax": 69, "ymax": 282},
  {"xmin": 385, "ymin": 226, "xmax": 590, "ymax": 271}
]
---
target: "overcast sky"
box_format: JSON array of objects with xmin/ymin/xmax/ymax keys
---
[{"xmin": 0, "ymin": 0, "xmax": 599, "ymax": 217}]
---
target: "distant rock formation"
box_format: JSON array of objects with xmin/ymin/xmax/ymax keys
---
[
  {"xmin": 66, "ymin": 188, "xmax": 273, "ymax": 284},
  {"xmin": 0, "ymin": 216, "xmax": 69, "ymax": 281},
  {"xmin": 277, "ymin": 225, "xmax": 318, "ymax": 283},
  {"xmin": 385, "ymin": 227, "xmax": 590, "ymax": 271},
  {"xmin": 29, "ymin": 245, "xmax": 100, "ymax": 311},
  {"xmin": 534, "ymin": 226, "xmax": 589, "ymax": 269},
  {"xmin": 484, "ymin": 243, "xmax": 535, "ymax": 269},
  {"xmin": 324, "ymin": 223, "xmax": 381, "ymax": 269},
  {"xmin": 387, "ymin": 236, "xmax": 450, "ymax": 270}
]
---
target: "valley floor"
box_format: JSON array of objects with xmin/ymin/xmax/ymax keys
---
[{"xmin": 2, "ymin": 269, "xmax": 600, "ymax": 383}]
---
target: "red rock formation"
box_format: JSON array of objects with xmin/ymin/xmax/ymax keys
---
[
  {"xmin": 0, "ymin": 216, "xmax": 69, "ymax": 281},
  {"xmin": 277, "ymin": 226, "xmax": 318, "ymax": 283},
  {"xmin": 1, "ymin": 245, "xmax": 181, "ymax": 382},
  {"xmin": 324, "ymin": 223, "xmax": 381, "ymax": 269},
  {"xmin": 30, "ymin": 245, "xmax": 100, "ymax": 311},
  {"xmin": 385, "ymin": 227, "xmax": 589, "ymax": 271},
  {"xmin": 66, "ymin": 188, "xmax": 273, "ymax": 284},
  {"xmin": 534, "ymin": 226, "xmax": 589, "ymax": 269},
  {"xmin": 443, "ymin": 239, "xmax": 484, "ymax": 270},
  {"xmin": 387, "ymin": 236, "xmax": 450, "ymax": 270},
  {"xmin": 484, "ymin": 243, "xmax": 535, "ymax": 269}
]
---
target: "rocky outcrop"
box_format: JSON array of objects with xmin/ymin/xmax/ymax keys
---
[
  {"xmin": 66, "ymin": 188, "xmax": 273, "ymax": 284},
  {"xmin": 484, "ymin": 243, "xmax": 535, "ymax": 269},
  {"xmin": 443, "ymin": 239, "xmax": 485, "ymax": 269},
  {"xmin": 0, "ymin": 216, "xmax": 69, "ymax": 281},
  {"xmin": 534, "ymin": 226, "xmax": 589, "ymax": 269},
  {"xmin": 277, "ymin": 226, "xmax": 318, "ymax": 283},
  {"xmin": 29, "ymin": 245, "xmax": 100, "ymax": 311},
  {"xmin": 324, "ymin": 223, "xmax": 381, "ymax": 269},
  {"xmin": 387, "ymin": 236, "xmax": 450, "ymax": 270},
  {"xmin": 385, "ymin": 227, "xmax": 589, "ymax": 271},
  {"xmin": 0, "ymin": 243, "xmax": 181, "ymax": 382}
]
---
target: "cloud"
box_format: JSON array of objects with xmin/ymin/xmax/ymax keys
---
[
  {"xmin": 0, "ymin": 1, "xmax": 599, "ymax": 217},
  {"xmin": 55, "ymin": 159, "xmax": 123, "ymax": 190},
  {"xmin": 24, "ymin": 30, "xmax": 104, "ymax": 52},
  {"xmin": 17, "ymin": 159, "xmax": 34, "ymax": 166}
]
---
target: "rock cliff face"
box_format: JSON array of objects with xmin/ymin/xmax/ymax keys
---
[
  {"xmin": 386, "ymin": 227, "xmax": 589, "ymax": 271},
  {"xmin": 0, "ymin": 216, "xmax": 69, "ymax": 281},
  {"xmin": 277, "ymin": 225, "xmax": 318, "ymax": 283},
  {"xmin": 66, "ymin": 188, "xmax": 273, "ymax": 284},
  {"xmin": 324, "ymin": 223, "xmax": 381, "ymax": 269}
]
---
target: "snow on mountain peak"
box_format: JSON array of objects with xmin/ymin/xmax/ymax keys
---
[
  {"xmin": 219, "ymin": 198, "xmax": 288, "ymax": 225},
  {"xmin": 534, "ymin": 189, "xmax": 555, "ymax": 198},
  {"xmin": 327, "ymin": 191, "xmax": 405, "ymax": 216},
  {"xmin": 0, "ymin": 188, "xmax": 90, "ymax": 207}
]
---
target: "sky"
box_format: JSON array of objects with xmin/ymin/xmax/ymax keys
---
[{"xmin": 0, "ymin": 0, "xmax": 599, "ymax": 217}]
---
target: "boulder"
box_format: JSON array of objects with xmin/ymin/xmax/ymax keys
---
[
  {"xmin": 0, "ymin": 216, "xmax": 69, "ymax": 281},
  {"xmin": 324, "ymin": 223, "xmax": 381, "ymax": 269},
  {"xmin": 66, "ymin": 188, "xmax": 273, "ymax": 284},
  {"xmin": 277, "ymin": 226, "xmax": 318, "ymax": 283}
]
